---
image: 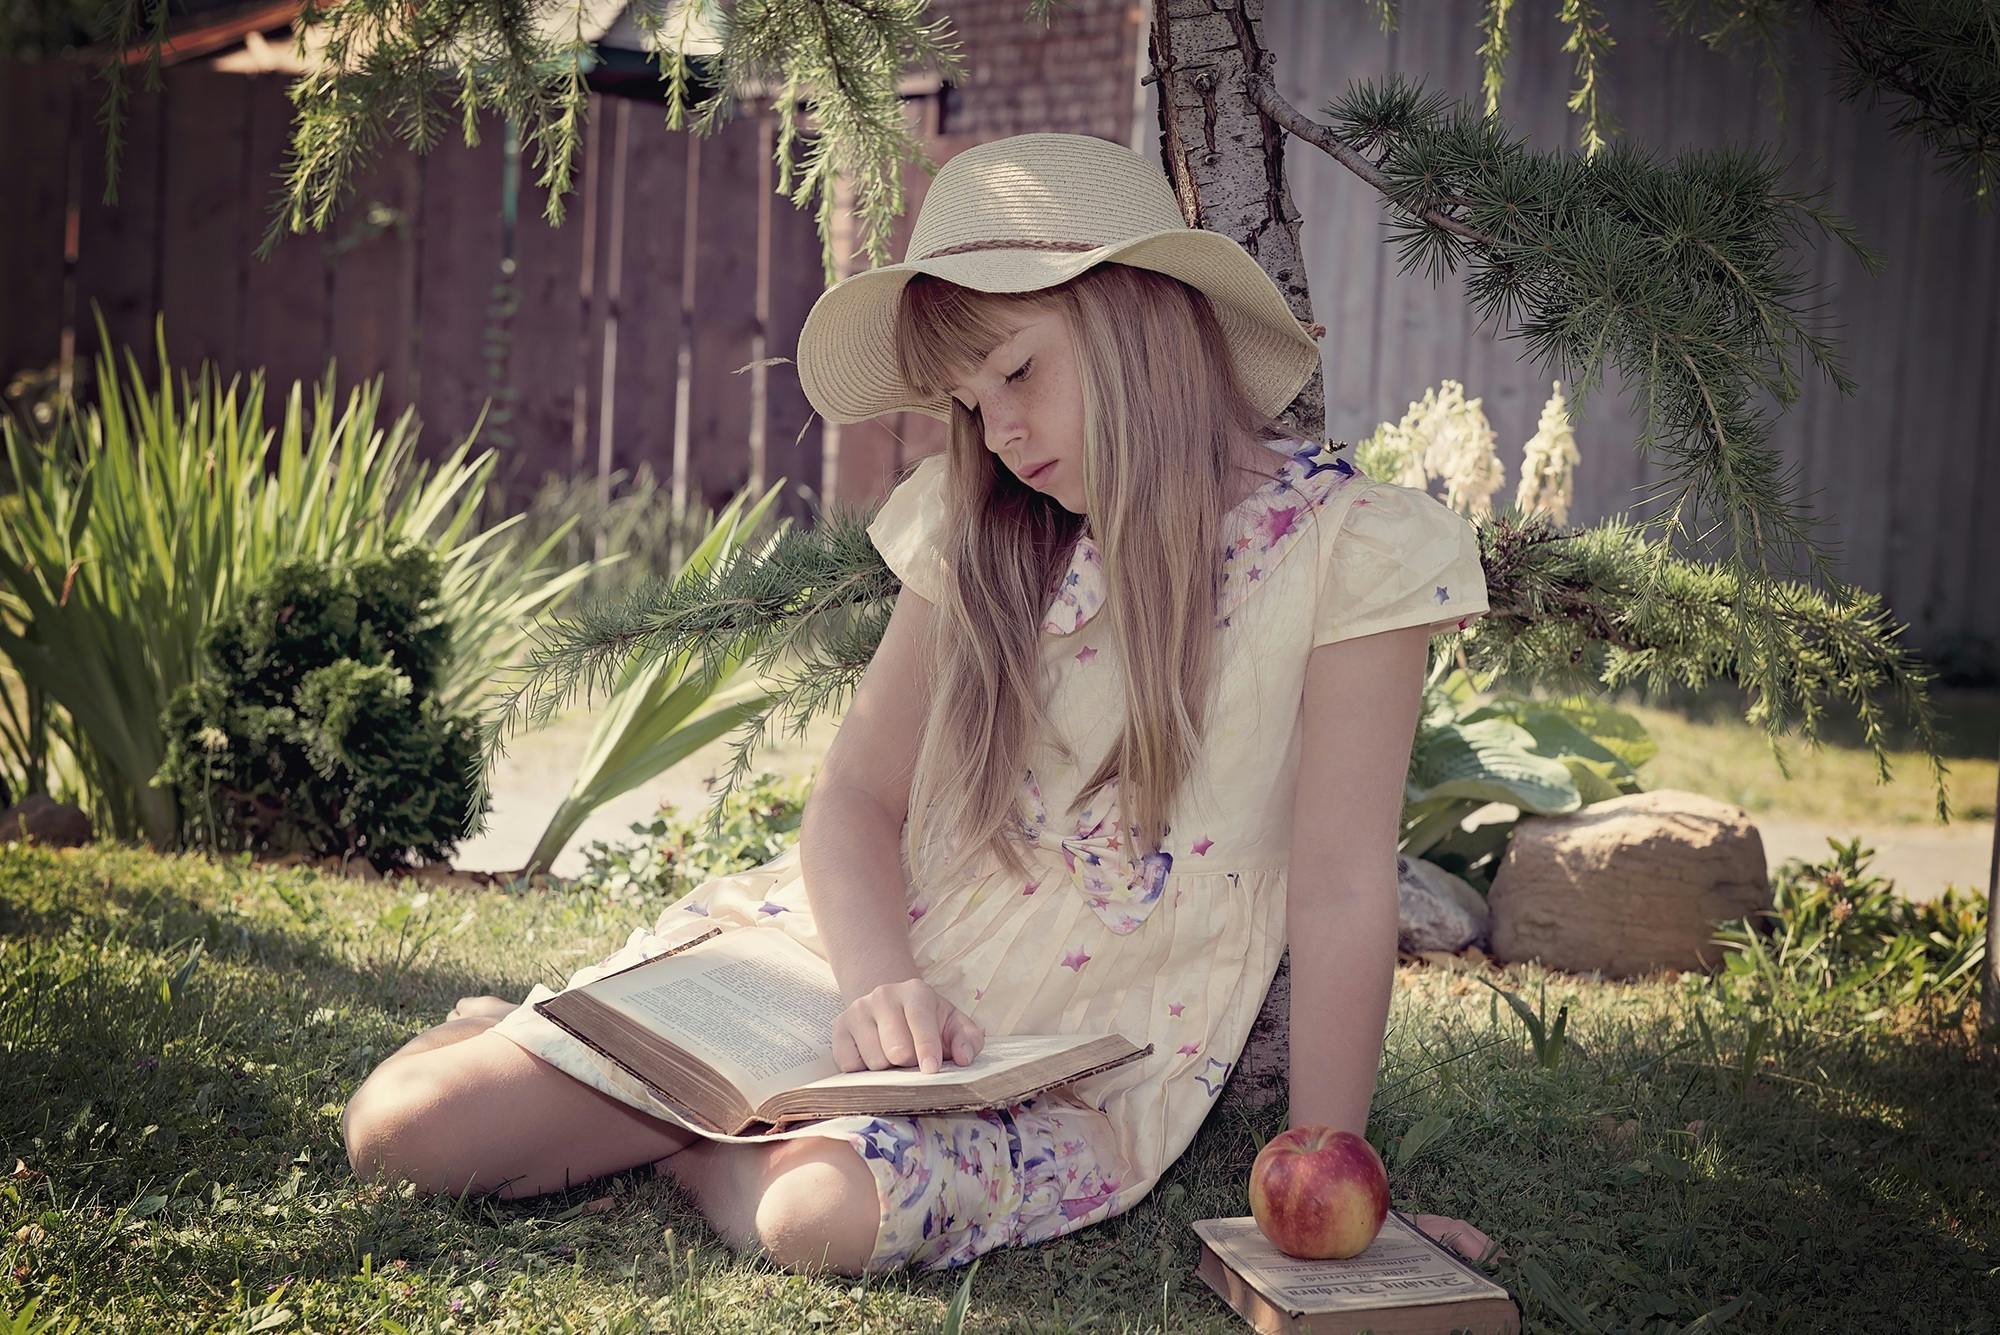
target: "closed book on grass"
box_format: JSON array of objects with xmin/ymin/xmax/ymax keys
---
[
  {"xmin": 534, "ymin": 923, "xmax": 1153, "ymax": 1136},
  {"xmin": 1192, "ymin": 1213, "xmax": 1522, "ymax": 1335}
]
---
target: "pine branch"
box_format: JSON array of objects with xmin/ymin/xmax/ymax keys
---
[
  {"xmin": 1467, "ymin": 506, "xmax": 1952, "ymax": 821},
  {"xmin": 1246, "ymin": 66, "xmax": 1884, "ymax": 638},
  {"xmin": 1812, "ymin": 0, "xmax": 2000, "ymax": 208},
  {"xmin": 464, "ymin": 493, "xmax": 1956, "ymax": 857}
]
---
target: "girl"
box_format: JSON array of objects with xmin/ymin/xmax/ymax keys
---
[{"xmin": 343, "ymin": 132, "xmax": 1502, "ymax": 1277}]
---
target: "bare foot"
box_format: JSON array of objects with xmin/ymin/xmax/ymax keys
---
[{"xmin": 445, "ymin": 995, "xmax": 520, "ymax": 1024}]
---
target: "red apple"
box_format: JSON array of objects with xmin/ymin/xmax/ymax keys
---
[{"xmin": 1247, "ymin": 1126, "xmax": 1390, "ymax": 1259}]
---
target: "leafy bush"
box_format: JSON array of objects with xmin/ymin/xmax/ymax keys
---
[
  {"xmin": 1405, "ymin": 662, "xmax": 1654, "ymax": 890},
  {"xmin": 153, "ymin": 543, "xmax": 489, "ymax": 870},
  {"xmin": 0, "ymin": 313, "xmax": 618, "ymax": 849},
  {"xmin": 564, "ymin": 770, "xmax": 813, "ymax": 908},
  {"xmin": 1711, "ymin": 835, "xmax": 1988, "ymax": 1025}
]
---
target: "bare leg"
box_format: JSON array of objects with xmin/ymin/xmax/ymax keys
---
[
  {"xmin": 663, "ymin": 1136, "xmax": 883, "ymax": 1276},
  {"xmin": 344, "ymin": 1022, "xmax": 702, "ymax": 1200},
  {"xmin": 384, "ymin": 1014, "xmax": 508, "ymax": 1059},
  {"xmin": 347, "ymin": 1010, "xmax": 882, "ymax": 1274}
]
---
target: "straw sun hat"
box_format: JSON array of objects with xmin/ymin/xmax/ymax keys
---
[{"xmin": 795, "ymin": 132, "xmax": 1325, "ymax": 426}]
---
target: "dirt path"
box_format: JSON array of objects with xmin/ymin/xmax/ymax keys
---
[{"xmin": 453, "ymin": 707, "xmax": 843, "ymax": 879}]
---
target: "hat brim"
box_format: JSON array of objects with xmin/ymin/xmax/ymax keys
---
[{"xmin": 796, "ymin": 226, "xmax": 1322, "ymax": 426}]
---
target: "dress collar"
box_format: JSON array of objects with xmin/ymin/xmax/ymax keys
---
[{"xmin": 1039, "ymin": 439, "xmax": 1361, "ymax": 636}]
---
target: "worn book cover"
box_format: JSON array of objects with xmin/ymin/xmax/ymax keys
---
[
  {"xmin": 1192, "ymin": 1212, "xmax": 1521, "ymax": 1335},
  {"xmin": 534, "ymin": 923, "xmax": 1152, "ymax": 1136}
]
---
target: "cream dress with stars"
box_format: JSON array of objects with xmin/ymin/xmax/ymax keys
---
[{"xmin": 488, "ymin": 435, "xmax": 1490, "ymax": 1272}]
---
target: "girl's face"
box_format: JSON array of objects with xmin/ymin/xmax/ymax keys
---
[{"xmin": 947, "ymin": 307, "xmax": 1087, "ymax": 514}]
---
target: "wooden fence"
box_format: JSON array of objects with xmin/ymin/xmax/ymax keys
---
[
  {"xmin": 0, "ymin": 61, "xmax": 842, "ymax": 524},
  {"xmin": 1257, "ymin": 0, "xmax": 2000, "ymax": 670},
  {"xmin": 5, "ymin": 21, "xmax": 1996, "ymax": 667}
]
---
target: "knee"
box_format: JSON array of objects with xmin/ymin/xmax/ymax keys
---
[
  {"xmin": 342, "ymin": 1060, "xmax": 482, "ymax": 1199},
  {"xmin": 748, "ymin": 1139, "xmax": 884, "ymax": 1278}
]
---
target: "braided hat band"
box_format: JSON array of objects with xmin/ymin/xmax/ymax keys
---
[
  {"xmin": 795, "ymin": 132, "xmax": 1324, "ymax": 426},
  {"xmin": 914, "ymin": 238, "xmax": 1100, "ymax": 259}
]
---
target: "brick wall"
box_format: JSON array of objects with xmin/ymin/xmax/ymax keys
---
[{"xmin": 933, "ymin": 0, "xmax": 1146, "ymax": 143}]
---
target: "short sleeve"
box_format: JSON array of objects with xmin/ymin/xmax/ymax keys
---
[
  {"xmin": 1312, "ymin": 479, "xmax": 1490, "ymax": 647},
  {"xmin": 865, "ymin": 452, "xmax": 951, "ymax": 602}
]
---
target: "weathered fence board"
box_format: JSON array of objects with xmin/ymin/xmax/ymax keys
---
[
  {"xmin": 605, "ymin": 104, "xmax": 691, "ymax": 511},
  {"xmin": 72, "ymin": 79, "xmax": 167, "ymax": 379},
  {"xmin": 158, "ymin": 69, "xmax": 249, "ymax": 379},
  {"xmin": 238, "ymin": 76, "xmax": 333, "ymax": 414},
  {"xmin": 507, "ymin": 126, "xmax": 593, "ymax": 504},
  {"xmin": 328, "ymin": 147, "xmax": 420, "ymax": 432},
  {"xmin": 411, "ymin": 115, "xmax": 506, "ymax": 467},
  {"xmin": 762, "ymin": 111, "xmax": 828, "ymax": 527},
  {"xmin": 0, "ymin": 62, "xmax": 77, "ymax": 386},
  {"xmin": 685, "ymin": 112, "xmax": 764, "ymax": 518}
]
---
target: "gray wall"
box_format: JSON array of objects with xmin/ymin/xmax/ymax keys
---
[{"xmin": 1152, "ymin": 1, "xmax": 1998, "ymax": 672}]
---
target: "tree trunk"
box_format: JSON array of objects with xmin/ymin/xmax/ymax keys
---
[
  {"xmin": 1983, "ymin": 745, "xmax": 1998, "ymax": 1040},
  {"xmin": 1148, "ymin": 0, "xmax": 1319, "ymax": 1118},
  {"xmin": 1149, "ymin": 0, "xmax": 1325, "ymax": 442}
]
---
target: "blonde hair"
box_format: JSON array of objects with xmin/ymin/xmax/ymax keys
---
[{"xmin": 890, "ymin": 261, "xmax": 1298, "ymax": 892}]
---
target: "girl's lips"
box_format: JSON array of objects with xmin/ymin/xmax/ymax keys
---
[{"xmin": 1026, "ymin": 460, "xmax": 1056, "ymax": 482}]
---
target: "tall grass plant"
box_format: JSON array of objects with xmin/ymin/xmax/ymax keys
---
[{"xmin": 0, "ymin": 313, "xmax": 617, "ymax": 849}]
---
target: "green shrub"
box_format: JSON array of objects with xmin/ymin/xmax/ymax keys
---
[
  {"xmin": 1712, "ymin": 835, "xmax": 1988, "ymax": 1024},
  {"xmin": 566, "ymin": 770, "xmax": 813, "ymax": 908},
  {"xmin": 152, "ymin": 542, "xmax": 490, "ymax": 869},
  {"xmin": 1404, "ymin": 664, "xmax": 1655, "ymax": 891},
  {"xmin": 0, "ymin": 314, "xmax": 619, "ymax": 850}
]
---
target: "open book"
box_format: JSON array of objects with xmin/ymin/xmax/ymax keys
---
[
  {"xmin": 1192, "ymin": 1213, "xmax": 1521, "ymax": 1334},
  {"xmin": 533, "ymin": 923, "xmax": 1153, "ymax": 1136}
]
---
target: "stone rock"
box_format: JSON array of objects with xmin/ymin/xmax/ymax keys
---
[
  {"xmin": 1396, "ymin": 855, "xmax": 1489, "ymax": 953},
  {"xmin": 1486, "ymin": 789, "xmax": 1769, "ymax": 980},
  {"xmin": 0, "ymin": 795, "xmax": 93, "ymax": 848}
]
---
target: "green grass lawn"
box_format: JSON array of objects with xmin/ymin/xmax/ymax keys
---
[
  {"xmin": 4, "ymin": 838, "xmax": 1994, "ymax": 1332},
  {"xmin": 1597, "ymin": 680, "xmax": 1998, "ymax": 828}
]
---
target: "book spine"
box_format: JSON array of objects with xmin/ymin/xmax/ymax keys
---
[
  {"xmin": 755, "ymin": 1042, "xmax": 1156, "ymax": 1130},
  {"xmin": 532, "ymin": 998, "xmax": 738, "ymax": 1138}
]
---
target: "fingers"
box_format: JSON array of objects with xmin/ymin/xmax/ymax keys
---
[
  {"xmin": 832, "ymin": 1021, "xmax": 866, "ymax": 1074},
  {"xmin": 847, "ymin": 1012, "xmax": 889, "ymax": 1071},
  {"xmin": 834, "ymin": 980, "xmax": 984, "ymax": 1073},
  {"xmin": 903, "ymin": 990, "xmax": 944, "ymax": 1074},
  {"xmin": 942, "ymin": 1008, "xmax": 986, "ymax": 1065},
  {"xmin": 871, "ymin": 987, "xmax": 930, "ymax": 1071}
]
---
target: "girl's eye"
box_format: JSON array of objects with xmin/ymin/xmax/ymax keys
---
[{"xmin": 1006, "ymin": 358, "xmax": 1033, "ymax": 384}]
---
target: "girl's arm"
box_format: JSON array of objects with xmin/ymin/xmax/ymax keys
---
[
  {"xmin": 1284, "ymin": 623, "xmax": 1432, "ymax": 1135},
  {"xmin": 799, "ymin": 584, "xmax": 937, "ymax": 1002}
]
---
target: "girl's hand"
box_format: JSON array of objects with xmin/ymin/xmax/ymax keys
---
[
  {"xmin": 1409, "ymin": 1212, "xmax": 1508, "ymax": 1267},
  {"xmin": 833, "ymin": 976, "xmax": 985, "ymax": 1074}
]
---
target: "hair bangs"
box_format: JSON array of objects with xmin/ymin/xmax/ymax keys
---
[{"xmin": 894, "ymin": 274, "xmax": 1050, "ymax": 406}]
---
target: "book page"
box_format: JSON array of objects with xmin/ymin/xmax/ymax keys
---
[
  {"xmin": 782, "ymin": 1032, "xmax": 1103, "ymax": 1095},
  {"xmin": 586, "ymin": 928, "xmax": 845, "ymax": 1108},
  {"xmin": 1191, "ymin": 1215, "xmax": 1505, "ymax": 1314}
]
